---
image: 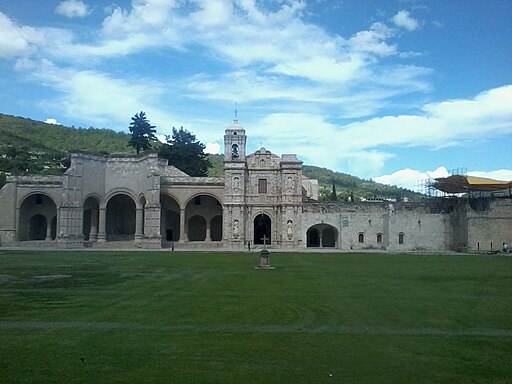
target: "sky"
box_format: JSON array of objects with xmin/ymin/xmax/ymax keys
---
[{"xmin": 0, "ymin": 0, "xmax": 511, "ymax": 190}]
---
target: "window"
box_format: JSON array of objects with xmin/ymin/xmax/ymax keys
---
[
  {"xmin": 258, "ymin": 179, "xmax": 267, "ymax": 194},
  {"xmin": 398, "ymin": 232, "xmax": 405, "ymax": 244},
  {"xmin": 194, "ymin": 196, "xmax": 201, "ymax": 205},
  {"xmin": 358, "ymin": 233, "xmax": 365, "ymax": 243},
  {"xmin": 377, "ymin": 233, "xmax": 382, "ymax": 243},
  {"xmin": 35, "ymin": 195, "xmax": 42, "ymax": 204}
]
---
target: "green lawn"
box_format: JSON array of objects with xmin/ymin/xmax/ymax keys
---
[{"xmin": 0, "ymin": 250, "xmax": 511, "ymax": 383}]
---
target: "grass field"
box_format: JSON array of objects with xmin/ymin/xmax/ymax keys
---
[{"xmin": 0, "ymin": 250, "xmax": 511, "ymax": 383}]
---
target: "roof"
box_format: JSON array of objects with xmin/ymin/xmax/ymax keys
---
[{"xmin": 433, "ymin": 175, "xmax": 512, "ymax": 193}]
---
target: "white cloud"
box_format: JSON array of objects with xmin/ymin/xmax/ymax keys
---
[
  {"xmin": 375, "ymin": 166, "xmax": 449, "ymax": 190},
  {"xmin": 30, "ymin": 59, "xmax": 178, "ymax": 130},
  {"xmin": 335, "ymin": 85, "xmax": 512, "ymax": 151},
  {"xmin": 44, "ymin": 118, "xmax": 60, "ymax": 125},
  {"xmin": 348, "ymin": 22, "xmax": 396, "ymax": 56},
  {"xmin": 235, "ymin": 85, "xmax": 512, "ymax": 177},
  {"xmin": 205, "ymin": 142, "xmax": 221, "ymax": 154},
  {"xmin": 191, "ymin": 0, "xmax": 233, "ymax": 27},
  {"xmin": 55, "ymin": 0, "xmax": 90, "ymax": 18},
  {"xmin": 0, "ymin": 12, "xmax": 35, "ymax": 58},
  {"xmin": 392, "ymin": 10, "xmax": 419, "ymax": 31},
  {"xmin": 101, "ymin": 0, "xmax": 178, "ymax": 37},
  {"xmin": 467, "ymin": 170, "xmax": 512, "ymax": 181},
  {"xmin": 375, "ymin": 166, "xmax": 512, "ymax": 191}
]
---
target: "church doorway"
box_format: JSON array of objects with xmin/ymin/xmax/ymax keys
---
[{"xmin": 254, "ymin": 213, "xmax": 271, "ymax": 245}]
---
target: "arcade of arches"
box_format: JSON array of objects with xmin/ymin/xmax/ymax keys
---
[{"xmin": 19, "ymin": 191, "xmax": 224, "ymax": 245}]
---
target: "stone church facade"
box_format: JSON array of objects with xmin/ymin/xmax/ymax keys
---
[{"xmin": 0, "ymin": 119, "xmax": 511, "ymax": 252}]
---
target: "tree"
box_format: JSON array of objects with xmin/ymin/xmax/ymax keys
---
[
  {"xmin": 330, "ymin": 180, "xmax": 338, "ymax": 201},
  {"xmin": 128, "ymin": 111, "xmax": 157, "ymax": 154},
  {"xmin": 159, "ymin": 127, "xmax": 212, "ymax": 176}
]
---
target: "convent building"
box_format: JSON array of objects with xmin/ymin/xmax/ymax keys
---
[{"xmin": 0, "ymin": 118, "xmax": 511, "ymax": 252}]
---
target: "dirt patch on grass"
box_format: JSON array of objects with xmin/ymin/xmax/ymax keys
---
[{"xmin": 30, "ymin": 275, "xmax": 72, "ymax": 282}]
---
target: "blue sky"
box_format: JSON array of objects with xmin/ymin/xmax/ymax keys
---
[{"xmin": 0, "ymin": 0, "xmax": 511, "ymax": 190}]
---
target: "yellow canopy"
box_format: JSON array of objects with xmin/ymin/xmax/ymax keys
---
[{"xmin": 433, "ymin": 175, "xmax": 512, "ymax": 193}]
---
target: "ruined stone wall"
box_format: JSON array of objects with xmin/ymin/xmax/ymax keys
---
[
  {"xmin": 466, "ymin": 198, "xmax": 512, "ymax": 252},
  {"xmin": 0, "ymin": 180, "xmax": 17, "ymax": 244},
  {"xmin": 302, "ymin": 201, "xmax": 449, "ymax": 251}
]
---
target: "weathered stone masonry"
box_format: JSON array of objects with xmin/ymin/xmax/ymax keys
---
[{"xmin": 0, "ymin": 119, "xmax": 511, "ymax": 251}]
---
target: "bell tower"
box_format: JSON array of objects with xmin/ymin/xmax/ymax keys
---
[
  {"xmin": 224, "ymin": 113, "xmax": 246, "ymax": 161},
  {"xmin": 223, "ymin": 112, "xmax": 248, "ymax": 249}
]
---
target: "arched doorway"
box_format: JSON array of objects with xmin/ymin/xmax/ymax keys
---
[
  {"xmin": 106, "ymin": 193, "xmax": 136, "ymax": 241},
  {"xmin": 18, "ymin": 193, "xmax": 57, "ymax": 241},
  {"xmin": 254, "ymin": 213, "xmax": 271, "ymax": 245},
  {"xmin": 306, "ymin": 224, "xmax": 339, "ymax": 248}
]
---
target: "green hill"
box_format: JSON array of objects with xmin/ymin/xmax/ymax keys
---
[{"xmin": 0, "ymin": 113, "xmax": 421, "ymax": 201}]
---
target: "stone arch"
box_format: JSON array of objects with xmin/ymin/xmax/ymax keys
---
[
  {"xmin": 18, "ymin": 193, "xmax": 58, "ymax": 241},
  {"xmin": 254, "ymin": 213, "xmax": 271, "ymax": 245},
  {"xmin": 83, "ymin": 195, "xmax": 100, "ymax": 241},
  {"xmin": 185, "ymin": 194, "xmax": 223, "ymax": 242},
  {"xmin": 161, "ymin": 194, "xmax": 180, "ymax": 242},
  {"xmin": 106, "ymin": 193, "xmax": 136, "ymax": 241},
  {"xmin": 104, "ymin": 189, "xmax": 139, "ymax": 209},
  {"xmin": 306, "ymin": 224, "xmax": 339, "ymax": 248}
]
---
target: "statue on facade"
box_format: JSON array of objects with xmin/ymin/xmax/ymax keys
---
[
  {"xmin": 287, "ymin": 220, "xmax": 293, "ymax": 240},
  {"xmin": 233, "ymin": 219, "xmax": 240, "ymax": 238}
]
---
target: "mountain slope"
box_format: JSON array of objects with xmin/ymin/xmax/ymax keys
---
[{"xmin": 0, "ymin": 114, "xmax": 420, "ymax": 200}]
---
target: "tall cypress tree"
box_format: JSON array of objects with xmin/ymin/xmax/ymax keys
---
[
  {"xmin": 330, "ymin": 180, "xmax": 338, "ymax": 201},
  {"xmin": 128, "ymin": 111, "xmax": 157, "ymax": 154}
]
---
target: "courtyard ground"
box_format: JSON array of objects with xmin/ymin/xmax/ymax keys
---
[{"xmin": 0, "ymin": 250, "xmax": 511, "ymax": 383}]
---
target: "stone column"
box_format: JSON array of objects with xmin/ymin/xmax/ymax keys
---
[
  {"xmin": 179, "ymin": 208, "xmax": 187, "ymax": 243},
  {"xmin": 135, "ymin": 208, "xmax": 143, "ymax": 242},
  {"xmin": 206, "ymin": 220, "xmax": 211, "ymax": 242},
  {"xmin": 45, "ymin": 217, "xmax": 52, "ymax": 241},
  {"xmin": 97, "ymin": 207, "xmax": 106, "ymax": 242},
  {"xmin": 319, "ymin": 231, "xmax": 324, "ymax": 248},
  {"xmin": 90, "ymin": 209, "xmax": 98, "ymax": 241}
]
